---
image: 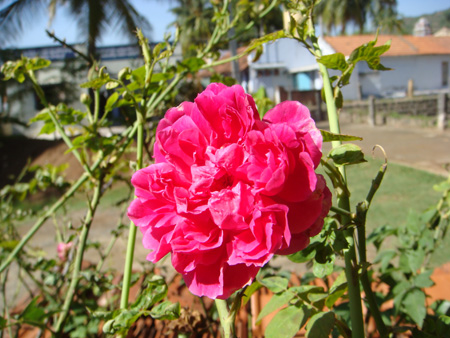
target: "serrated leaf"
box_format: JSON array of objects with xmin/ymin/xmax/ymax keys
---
[
  {"xmin": 402, "ymin": 288, "xmax": 426, "ymax": 328},
  {"xmin": 288, "ymin": 245, "xmax": 316, "ymax": 263},
  {"xmin": 320, "ymin": 130, "xmax": 362, "ymax": 142},
  {"xmin": 257, "ymin": 290, "xmax": 296, "ymax": 323},
  {"xmin": 328, "ymin": 143, "xmax": 366, "ymax": 166},
  {"xmin": 312, "ymin": 261, "xmax": 333, "ymax": 279},
  {"xmin": 413, "ymin": 270, "xmax": 434, "ymax": 288},
  {"xmin": 374, "ymin": 249, "xmax": 397, "ymax": 272},
  {"xmin": 246, "ymin": 30, "xmax": 288, "ymax": 54},
  {"xmin": 318, "ymin": 53, "xmax": 347, "ymax": 72},
  {"xmin": 306, "ymin": 311, "xmax": 335, "ymax": 338},
  {"xmin": 399, "ymin": 249, "xmax": 425, "ymax": 273},
  {"xmin": 260, "ymin": 276, "xmax": 289, "ymax": 293},
  {"xmin": 132, "ymin": 275, "xmax": 168, "ymax": 310},
  {"xmin": 265, "ymin": 304, "xmax": 310, "ymax": 338},
  {"xmin": 348, "ymin": 33, "xmax": 392, "ymax": 71},
  {"xmin": 178, "ymin": 57, "xmax": 206, "ymax": 73}
]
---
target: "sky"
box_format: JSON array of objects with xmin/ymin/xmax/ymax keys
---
[{"xmin": 3, "ymin": 0, "xmax": 450, "ymax": 49}]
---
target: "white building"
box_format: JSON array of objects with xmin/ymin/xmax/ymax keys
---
[
  {"xmin": 248, "ymin": 35, "xmax": 450, "ymax": 101},
  {"xmin": 1, "ymin": 43, "xmax": 182, "ymax": 136}
]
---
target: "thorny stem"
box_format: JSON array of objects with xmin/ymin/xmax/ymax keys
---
[
  {"xmin": 120, "ymin": 115, "xmax": 143, "ymax": 309},
  {"xmin": 215, "ymin": 299, "xmax": 235, "ymax": 338},
  {"xmin": 53, "ymin": 179, "xmax": 103, "ymax": 333},
  {"xmin": 311, "ymin": 34, "xmax": 366, "ymax": 338},
  {"xmin": 356, "ymin": 161, "xmax": 389, "ymax": 337},
  {"xmin": 2, "ymin": 268, "xmax": 14, "ymax": 338}
]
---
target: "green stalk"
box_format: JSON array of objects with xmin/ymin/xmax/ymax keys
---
[
  {"xmin": 315, "ymin": 53, "xmax": 365, "ymax": 337},
  {"xmin": 28, "ymin": 70, "xmax": 92, "ymax": 176},
  {"xmin": 215, "ymin": 299, "xmax": 234, "ymax": 338},
  {"xmin": 356, "ymin": 162, "xmax": 389, "ymax": 337},
  {"xmin": 53, "ymin": 180, "xmax": 103, "ymax": 333},
  {"xmin": 120, "ymin": 112, "xmax": 144, "ymax": 309},
  {"xmin": 0, "ymin": 172, "xmax": 88, "ymax": 274},
  {"xmin": 0, "ymin": 123, "xmax": 138, "ymax": 274}
]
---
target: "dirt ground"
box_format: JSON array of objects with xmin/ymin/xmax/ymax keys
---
[{"xmin": 2, "ymin": 123, "xmax": 450, "ymax": 309}]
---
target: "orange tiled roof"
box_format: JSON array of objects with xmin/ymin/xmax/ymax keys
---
[{"xmin": 323, "ymin": 35, "xmax": 450, "ymax": 56}]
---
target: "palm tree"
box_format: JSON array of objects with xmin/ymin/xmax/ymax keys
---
[
  {"xmin": 0, "ymin": 0, "xmax": 151, "ymax": 65},
  {"xmin": 170, "ymin": 0, "xmax": 214, "ymax": 57},
  {"xmin": 314, "ymin": 0, "xmax": 401, "ymax": 35}
]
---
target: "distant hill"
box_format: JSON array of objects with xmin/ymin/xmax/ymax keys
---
[{"xmin": 402, "ymin": 7, "xmax": 450, "ymax": 34}]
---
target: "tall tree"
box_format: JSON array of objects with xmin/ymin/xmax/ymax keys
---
[
  {"xmin": 170, "ymin": 0, "xmax": 214, "ymax": 57},
  {"xmin": 314, "ymin": 0, "xmax": 401, "ymax": 35},
  {"xmin": 0, "ymin": 0, "xmax": 151, "ymax": 64}
]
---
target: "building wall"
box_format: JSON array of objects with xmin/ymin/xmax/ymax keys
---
[{"xmin": 357, "ymin": 55, "xmax": 450, "ymax": 98}]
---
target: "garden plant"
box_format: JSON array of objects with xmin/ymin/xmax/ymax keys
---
[{"xmin": 1, "ymin": 0, "xmax": 450, "ymax": 337}]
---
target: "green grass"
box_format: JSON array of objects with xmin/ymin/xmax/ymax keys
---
[
  {"xmin": 345, "ymin": 159, "xmax": 443, "ymax": 232},
  {"xmin": 328, "ymin": 159, "xmax": 449, "ymax": 267}
]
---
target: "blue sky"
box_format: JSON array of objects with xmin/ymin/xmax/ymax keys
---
[{"xmin": 3, "ymin": 0, "xmax": 450, "ymax": 49}]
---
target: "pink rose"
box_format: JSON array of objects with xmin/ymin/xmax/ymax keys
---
[
  {"xmin": 57, "ymin": 242, "xmax": 73, "ymax": 261},
  {"xmin": 128, "ymin": 83, "xmax": 331, "ymax": 299}
]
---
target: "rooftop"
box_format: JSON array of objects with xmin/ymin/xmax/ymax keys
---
[{"xmin": 323, "ymin": 35, "xmax": 450, "ymax": 56}]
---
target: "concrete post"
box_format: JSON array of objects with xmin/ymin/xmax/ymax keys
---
[
  {"xmin": 437, "ymin": 93, "xmax": 447, "ymax": 131},
  {"xmin": 368, "ymin": 95, "xmax": 376, "ymax": 127}
]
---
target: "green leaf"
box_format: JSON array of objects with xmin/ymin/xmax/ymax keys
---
[
  {"xmin": 320, "ymin": 130, "xmax": 362, "ymax": 142},
  {"xmin": 290, "ymin": 285, "xmax": 324, "ymax": 297},
  {"xmin": 348, "ymin": 33, "xmax": 392, "ymax": 71},
  {"xmin": 306, "ymin": 311, "xmax": 336, "ymax": 338},
  {"xmin": 312, "ymin": 261, "xmax": 333, "ymax": 279},
  {"xmin": 178, "ymin": 57, "xmax": 206, "ymax": 73},
  {"xmin": 105, "ymin": 81, "xmax": 119, "ymax": 90},
  {"xmin": 105, "ymin": 92, "xmax": 119, "ymax": 113},
  {"xmin": 437, "ymin": 315, "xmax": 450, "ymax": 336},
  {"xmin": 149, "ymin": 301, "xmax": 180, "ymax": 320},
  {"xmin": 132, "ymin": 275, "xmax": 168, "ymax": 310},
  {"xmin": 0, "ymin": 316, "xmax": 6, "ymax": 329},
  {"xmin": 374, "ymin": 249, "xmax": 397, "ymax": 272},
  {"xmin": 413, "ymin": 270, "xmax": 434, "ymax": 288},
  {"xmin": 246, "ymin": 30, "xmax": 288, "ymax": 54},
  {"xmin": 399, "ymin": 249, "xmax": 425, "ymax": 273},
  {"xmin": 80, "ymin": 77, "xmax": 110, "ymax": 90},
  {"xmin": 265, "ymin": 304, "xmax": 310, "ymax": 338},
  {"xmin": 27, "ymin": 57, "xmax": 51, "ymax": 71},
  {"xmin": 328, "ymin": 143, "xmax": 366, "ymax": 166},
  {"xmin": 326, "ymin": 272, "xmax": 348, "ymax": 308},
  {"xmin": 150, "ymin": 72, "xmax": 174, "ymax": 82},
  {"xmin": 288, "ymin": 245, "xmax": 316, "ymax": 263},
  {"xmin": 318, "ymin": 53, "xmax": 347, "ymax": 72},
  {"xmin": 402, "ymin": 288, "xmax": 426, "ymax": 328},
  {"xmin": 242, "ymin": 281, "xmax": 262, "ymax": 306},
  {"xmin": 0, "ymin": 240, "xmax": 19, "ymax": 251},
  {"xmin": 257, "ymin": 290, "xmax": 296, "ymax": 323},
  {"xmin": 259, "ymin": 276, "xmax": 289, "ymax": 293},
  {"xmin": 19, "ymin": 297, "xmax": 47, "ymax": 325}
]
